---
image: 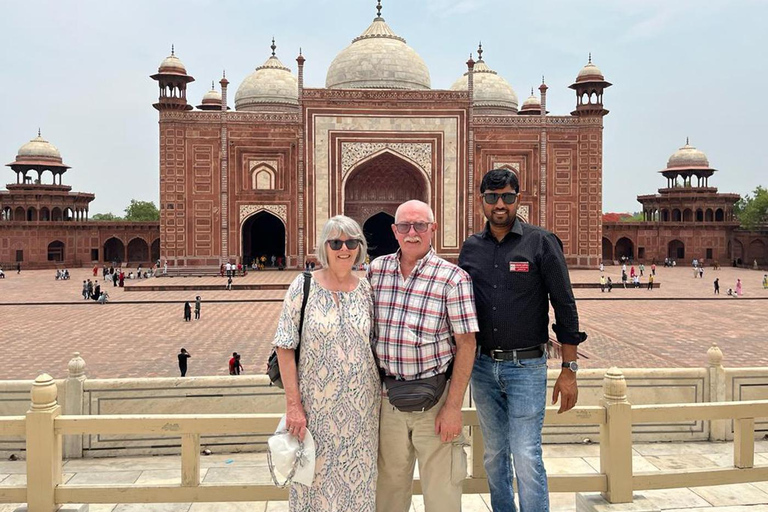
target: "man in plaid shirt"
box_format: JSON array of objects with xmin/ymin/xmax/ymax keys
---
[{"xmin": 368, "ymin": 200, "xmax": 478, "ymax": 512}]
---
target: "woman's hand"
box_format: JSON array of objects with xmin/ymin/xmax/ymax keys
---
[{"xmin": 285, "ymin": 400, "xmax": 307, "ymax": 441}]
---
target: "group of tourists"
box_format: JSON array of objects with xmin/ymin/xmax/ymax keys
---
[
  {"xmin": 182, "ymin": 296, "xmax": 202, "ymax": 322},
  {"xmin": 55, "ymin": 269, "xmax": 70, "ymax": 280},
  {"xmin": 272, "ymin": 169, "xmax": 585, "ymax": 512},
  {"xmin": 81, "ymin": 279, "xmax": 109, "ymax": 304}
]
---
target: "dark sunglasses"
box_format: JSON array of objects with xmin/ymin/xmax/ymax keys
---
[
  {"xmin": 326, "ymin": 239, "xmax": 361, "ymax": 250},
  {"xmin": 394, "ymin": 222, "xmax": 431, "ymax": 234},
  {"xmin": 482, "ymin": 192, "xmax": 518, "ymax": 205}
]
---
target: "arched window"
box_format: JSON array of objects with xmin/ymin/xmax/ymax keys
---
[
  {"xmin": 661, "ymin": 209, "xmax": 669, "ymax": 222},
  {"xmin": 705, "ymin": 208, "xmax": 714, "ymax": 221},
  {"xmin": 1, "ymin": 206, "xmax": 12, "ymax": 220},
  {"xmin": 14, "ymin": 207, "xmax": 25, "ymax": 220},
  {"xmin": 27, "ymin": 207, "xmax": 37, "ymax": 221},
  {"xmin": 40, "ymin": 207, "xmax": 50, "ymax": 221},
  {"xmin": 683, "ymin": 208, "xmax": 693, "ymax": 222},
  {"xmin": 672, "ymin": 209, "xmax": 682, "ymax": 222},
  {"xmin": 251, "ymin": 164, "xmax": 276, "ymax": 190},
  {"xmin": 715, "ymin": 208, "xmax": 724, "ymax": 221},
  {"xmin": 695, "ymin": 209, "xmax": 703, "ymax": 222}
]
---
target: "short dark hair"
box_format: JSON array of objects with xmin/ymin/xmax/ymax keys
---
[{"xmin": 480, "ymin": 168, "xmax": 520, "ymax": 193}]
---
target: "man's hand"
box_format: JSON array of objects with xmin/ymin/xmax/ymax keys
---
[
  {"xmin": 552, "ymin": 370, "xmax": 578, "ymax": 413},
  {"xmin": 435, "ymin": 403, "xmax": 463, "ymax": 443}
]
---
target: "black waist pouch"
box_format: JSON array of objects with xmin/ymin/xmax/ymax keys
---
[{"xmin": 383, "ymin": 373, "xmax": 448, "ymax": 412}]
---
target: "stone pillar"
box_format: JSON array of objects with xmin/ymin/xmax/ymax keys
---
[
  {"xmin": 219, "ymin": 73, "xmax": 230, "ymax": 264},
  {"xmin": 599, "ymin": 367, "xmax": 633, "ymax": 504},
  {"xmin": 26, "ymin": 374, "xmax": 62, "ymax": 512},
  {"xmin": 466, "ymin": 55, "xmax": 475, "ymax": 234},
  {"xmin": 707, "ymin": 342, "xmax": 727, "ymax": 441},
  {"xmin": 538, "ymin": 78, "xmax": 549, "ymax": 228},
  {"xmin": 297, "ymin": 51, "xmax": 306, "ymax": 268},
  {"xmin": 63, "ymin": 353, "xmax": 86, "ymax": 459}
]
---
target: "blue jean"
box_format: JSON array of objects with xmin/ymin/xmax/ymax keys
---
[{"xmin": 471, "ymin": 353, "xmax": 549, "ymax": 512}]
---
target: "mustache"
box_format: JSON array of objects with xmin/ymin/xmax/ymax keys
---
[{"xmin": 403, "ymin": 237, "xmax": 421, "ymax": 243}]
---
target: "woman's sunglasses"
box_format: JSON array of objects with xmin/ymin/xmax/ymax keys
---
[
  {"xmin": 327, "ymin": 239, "xmax": 362, "ymax": 250},
  {"xmin": 482, "ymin": 192, "xmax": 518, "ymax": 205}
]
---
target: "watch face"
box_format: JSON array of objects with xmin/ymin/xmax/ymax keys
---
[{"xmin": 569, "ymin": 361, "xmax": 579, "ymax": 372}]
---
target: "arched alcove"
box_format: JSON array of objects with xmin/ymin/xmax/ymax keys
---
[{"xmin": 241, "ymin": 211, "xmax": 286, "ymax": 266}]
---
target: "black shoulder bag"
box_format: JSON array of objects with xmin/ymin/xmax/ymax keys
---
[{"xmin": 267, "ymin": 271, "xmax": 312, "ymax": 388}]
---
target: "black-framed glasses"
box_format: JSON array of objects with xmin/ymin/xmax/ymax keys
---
[
  {"xmin": 326, "ymin": 239, "xmax": 362, "ymax": 250},
  {"xmin": 394, "ymin": 222, "xmax": 432, "ymax": 234},
  {"xmin": 482, "ymin": 192, "xmax": 518, "ymax": 205}
]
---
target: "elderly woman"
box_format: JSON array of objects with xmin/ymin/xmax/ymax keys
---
[{"xmin": 273, "ymin": 215, "xmax": 380, "ymax": 512}]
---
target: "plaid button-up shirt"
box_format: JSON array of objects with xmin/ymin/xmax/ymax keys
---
[{"xmin": 368, "ymin": 248, "xmax": 479, "ymax": 380}]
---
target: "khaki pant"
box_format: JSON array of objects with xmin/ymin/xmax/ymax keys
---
[{"xmin": 376, "ymin": 387, "xmax": 468, "ymax": 512}]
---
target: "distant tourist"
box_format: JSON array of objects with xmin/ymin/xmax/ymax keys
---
[
  {"xmin": 226, "ymin": 276, "xmax": 232, "ymax": 290},
  {"xmin": 647, "ymin": 273, "xmax": 654, "ymax": 290},
  {"xmin": 0, "ymin": 268, "xmax": 5, "ymax": 279},
  {"xmin": 183, "ymin": 301, "xmax": 192, "ymax": 321},
  {"xmin": 92, "ymin": 281, "xmax": 101, "ymax": 301},
  {"xmin": 82, "ymin": 280, "xmax": 88, "ymax": 299},
  {"xmin": 714, "ymin": 278, "xmax": 720, "ymax": 294},
  {"xmin": 97, "ymin": 291, "xmax": 109, "ymax": 305},
  {"xmin": 607, "ymin": 276, "xmax": 613, "ymax": 292},
  {"xmin": 228, "ymin": 352, "xmax": 238, "ymax": 375},
  {"xmin": 16, "ymin": 262, "xmax": 21, "ymax": 274},
  {"xmin": 234, "ymin": 354, "xmax": 243, "ymax": 375},
  {"xmin": 736, "ymin": 278, "xmax": 743, "ymax": 297},
  {"xmin": 651, "ymin": 263, "xmax": 656, "ymax": 275},
  {"xmin": 600, "ymin": 274, "xmax": 606, "ymax": 292},
  {"xmin": 639, "ymin": 263, "xmax": 645, "ymax": 276},
  {"xmin": 699, "ymin": 267, "xmax": 704, "ymax": 279},
  {"xmin": 195, "ymin": 296, "xmax": 201, "ymax": 319},
  {"xmin": 599, "ymin": 262, "xmax": 604, "ymax": 273},
  {"xmin": 621, "ymin": 271, "xmax": 628, "ymax": 288},
  {"xmin": 178, "ymin": 348, "xmax": 191, "ymax": 377}
]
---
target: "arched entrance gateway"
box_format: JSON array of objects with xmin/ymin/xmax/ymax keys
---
[
  {"xmin": 103, "ymin": 237, "xmax": 125, "ymax": 263},
  {"xmin": 242, "ymin": 211, "xmax": 285, "ymax": 266},
  {"xmin": 343, "ymin": 152, "xmax": 429, "ymax": 260},
  {"xmin": 602, "ymin": 237, "xmax": 613, "ymax": 262},
  {"xmin": 614, "ymin": 237, "xmax": 634, "ymax": 261},
  {"xmin": 668, "ymin": 239, "xmax": 685, "ymax": 260}
]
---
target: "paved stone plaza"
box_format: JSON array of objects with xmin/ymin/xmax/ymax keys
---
[{"xmin": 0, "ymin": 265, "xmax": 766, "ymax": 380}]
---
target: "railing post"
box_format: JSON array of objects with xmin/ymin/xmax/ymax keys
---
[
  {"xmin": 599, "ymin": 367, "xmax": 633, "ymax": 504},
  {"xmin": 63, "ymin": 352, "xmax": 86, "ymax": 459},
  {"xmin": 181, "ymin": 433, "xmax": 201, "ymax": 486},
  {"xmin": 733, "ymin": 418, "xmax": 755, "ymax": 469},
  {"xmin": 26, "ymin": 374, "xmax": 62, "ymax": 512},
  {"xmin": 707, "ymin": 343, "xmax": 727, "ymax": 441}
]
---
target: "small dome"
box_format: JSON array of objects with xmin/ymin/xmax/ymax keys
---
[
  {"xmin": 450, "ymin": 56, "xmax": 518, "ymax": 112},
  {"xmin": 158, "ymin": 47, "xmax": 188, "ymax": 75},
  {"xmin": 326, "ymin": 16, "xmax": 431, "ymax": 90},
  {"xmin": 17, "ymin": 132, "xmax": 63, "ymax": 163},
  {"xmin": 235, "ymin": 44, "xmax": 298, "ymax": 111},
  {"xmin": 575, "ymin": 55, "xmax": 604, "ymax": 83},
  {"xmin": 521, "ymin": 89, "xmax": 541, "ymax": 109},
  {"xmin": 201, "ymin": 83, "xmax": 222, "ymax": 106},
  {"xmin": 667, "ymin": 139, "xmax": 710, "ymax": 169}
]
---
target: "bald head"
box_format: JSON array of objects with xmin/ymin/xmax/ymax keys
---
[{"xmin": 394, "ymin": 200, "xmax": 434, "ymax": 223}]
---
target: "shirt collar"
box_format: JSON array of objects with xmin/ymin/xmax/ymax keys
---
[
  {"xmin": 395, "ymin": 247, "xmax": 435, "ymax": 274},
  {"xmin": 481, "ymin": 219, "xmax": 523, "ymax": 242}
]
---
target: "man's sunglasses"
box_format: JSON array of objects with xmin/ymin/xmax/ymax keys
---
[
  {"xmin": 482, "ymin": 192, "xmax": 518, "ymax": 205},
  {"xmin": 394, "ymin": 222, "xmax": 432, "ymax": 234},
  {"xmin": 326, "ymin": 239, "xmax": 362, "ymax": 250}
]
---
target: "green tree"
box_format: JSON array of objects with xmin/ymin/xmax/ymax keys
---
[
  {"xmin": 620, "ymin": 212, "xmax": 644, "ymax": 222},
  {"xmin": 734, "ymin": 186, "xmax": 768, "ymax": 230},
  {"xmin": 124, "ymin": 200, "xmax": 160, "ymax": 221},
  {"xmin": 91, "ymin": 212, "xmax": 123, "ymax": 221}
]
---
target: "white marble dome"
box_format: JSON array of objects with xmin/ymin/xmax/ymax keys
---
[
  {"xmin": 521, "ymin": 89, "xmax": 541, "ymax": 110},
  {"xmin": 17, "ymin": 133, "xmax": 62, "ymax": 162},
  {"xmin": 575, "ymin": 59, "xmax": 604, "ymax": 83},
  {"xmin": 235, "ymin": 51, "xmax": 298, "ymax": 111},
  {"xmin": 326, "ymin": 16, "xmax": 431, "ymax": 90},
  {"xmin": 158, "ymin": 49, "xmax": 187, "ymax": 75},
  {"xmin": 451, "ymin": 58, "xmax": 518, "ymax": 112},
  {"xmin": 200, "ymin": 84, "xmax": 222, "ymax": 106},
  {"xmin": 667, "ymin": 140, "xmax": 710, "ymax": 168}
]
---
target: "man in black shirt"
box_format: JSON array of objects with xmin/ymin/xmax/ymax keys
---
[
  {"xmin": 178, "ymin": 348, "xmax": 191, "ymax": 377},
  {"xmin": 459, "ymin": 168, "xmax": 586, "ymax": 512}
]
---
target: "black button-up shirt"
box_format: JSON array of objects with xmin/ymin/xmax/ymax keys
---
[{"xmin": 458, "ymin": 220, "xmax": 586, "ymax": 350}]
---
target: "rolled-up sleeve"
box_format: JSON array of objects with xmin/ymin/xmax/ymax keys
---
[{"xmin": 272, "ymin": 275, "xmax": 306, "ymax": 350}]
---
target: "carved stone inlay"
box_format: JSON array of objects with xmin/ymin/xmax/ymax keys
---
[
  {"xmin": 341, "ymin": 142, "xmax": 432, "ymax": 180},
  {"xmin": 493, "ymin": 162, "xmax": 520, "ymax": 172},
  {"xmin": 517, "ymin": 205, "xmax": 530, "ymax": 223},
  {"xmin": 239, "ymin": 204, "xmax": 287, "ymax": 224}
]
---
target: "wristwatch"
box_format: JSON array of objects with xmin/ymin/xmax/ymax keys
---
[{"xmin": 561, "ymin": 361, "xmax": 579, "ymax": 373}]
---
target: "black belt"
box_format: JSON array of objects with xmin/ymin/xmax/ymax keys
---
[{"xmin": 480, "ymin": 345, "xmax": 544, "ymax": 361}]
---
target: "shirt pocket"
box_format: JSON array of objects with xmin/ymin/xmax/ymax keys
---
[
  {"xmin": 406, "ymin": 310, "xmax": 443, "ymax": 338},
  {"xmin": 505, "ymin": 260, "xmax": 538, "ymax": 293}
]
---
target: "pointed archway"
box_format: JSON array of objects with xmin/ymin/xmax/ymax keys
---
[
  {"xmin": 242, "ymin": 211, "xmax": 286, "ymax": 266},
  {"xmin": 343, "ymin": 151, "xmax": 429, "ymax": 226},
  {"xmin": 103, "ymin": 237, "xmax": 125, "ymax": 263},
  {"xmin": 668, "ymin": 239, "xmax": 685, "ymax": 260},
  {"xmin": 363, "ymin": 212, "xmax": 399, "ymax": 260}
]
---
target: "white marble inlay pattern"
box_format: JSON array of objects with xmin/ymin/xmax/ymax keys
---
[
  {"xmin": 517, "ymin": 205, "xmax": 529, "ymax": 223},
  {"xmin": 341, "ymin": 142, "xmax": 432, "ymax": 180},
  {"xmin": 239, "ymin": 204, "xmax": 287, "ymax": 224}
]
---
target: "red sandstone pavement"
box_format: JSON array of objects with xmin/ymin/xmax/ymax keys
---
[{"xmin": 0, "ymin": 266, "xmax": 766, "ymax": 380}]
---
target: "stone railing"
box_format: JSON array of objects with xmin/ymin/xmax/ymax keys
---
[
  {"xmin": 0, "ymin": 344, "xmax": 766, "ymax": 459},
  {"xmin": 1, "ymin": 367, "xmax": 766, "ymax": 512}
]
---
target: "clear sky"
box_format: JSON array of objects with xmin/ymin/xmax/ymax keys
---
[{"xmin": 1, "ymin": 0, "xmax": 765, "ymax": 215}]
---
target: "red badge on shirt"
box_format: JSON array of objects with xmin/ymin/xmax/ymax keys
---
[{"xmin": 509, "ymin": 262, "xmax": 529, "ymax": 272}]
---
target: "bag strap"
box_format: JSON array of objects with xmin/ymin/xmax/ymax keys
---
[
  {"xmin": 267, "ymin": 433, "xmax": 307, "ymax": 488},
  {"xmin": 294, "ymin": 271, "xmax": 312, "ymax": 363}
]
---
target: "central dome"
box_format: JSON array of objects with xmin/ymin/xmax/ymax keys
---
[
  {"xmin": 235, "ymin": 43, "xmax": 298, "ymax": 111},
  {"xmin": 326, "ymin": 15, "xmax": 430, "ymax": 90},
  {"xmin": 667, "ymin": 139, "xmax": 710, "ymax": 169},
  {"xmin": 17, "ymin": 133, "xmax": 62, "ymax": 162}
]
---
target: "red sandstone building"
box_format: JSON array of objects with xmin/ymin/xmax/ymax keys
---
[
  {"xmin": 602, "ymin": 141, "xmax": 768, "ymax": 266},
  {"xmin": 0, "ymin": 133, "xmax": 159, "ymax": 269},
  {"xmin": 152, "ymin": 5, "xmax": 609, "ymax": 268}
]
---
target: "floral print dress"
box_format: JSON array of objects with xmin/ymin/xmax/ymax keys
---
[{"xmin": 273, "ymin": 275, "xmax": 380, "ymax": 512}]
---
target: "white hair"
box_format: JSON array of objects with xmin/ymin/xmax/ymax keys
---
[
  {"xmin": 394, "ymin": 200, "xmax": 434, "ymax": 223},
  {"xmin": 316, "ymin": 215, "xmax": 368, "ymax": 267}
]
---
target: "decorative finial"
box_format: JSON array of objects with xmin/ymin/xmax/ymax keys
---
[
  {"xmin": 211, "ymin": 81, "xmax": 215, "ymax": 90},
  {"xmin": 171, "ymin": 44, "xmax": 175, "ymax": 56},
  {"xmin": 271, "ymin": 37, "xmax": 276, "ymax": 56},
  {"xmin": 542, "ymin": 75, "xmax": 545, "ymax": 84},
  {"xmin": 222, "ymin": 69, "xmax": 226, "ymax": 78},
  {"xmin": 376, "ymin": 0, "xmax": 382, "ymax": 18},
  {"xmin": 531, "ymin": 87, "xmax": 534, "ymax": 96},
  {"xmin": 477, "ymin": 42, "xmax": 483, "ymax": 61},
  {"xmin": 38, "ymin": 128, "xmax": 41, "ymax": 137},
  {"xmin": 686, "ymin": 136, "xmax": 690, "ymax": 145},
  {"xmin": 588, "ymin": 52, "xmax": 592, "ymax": 64},
  {"xmin": 299, "ymin": 47, "xmax": 303, "ymax": 56}
]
